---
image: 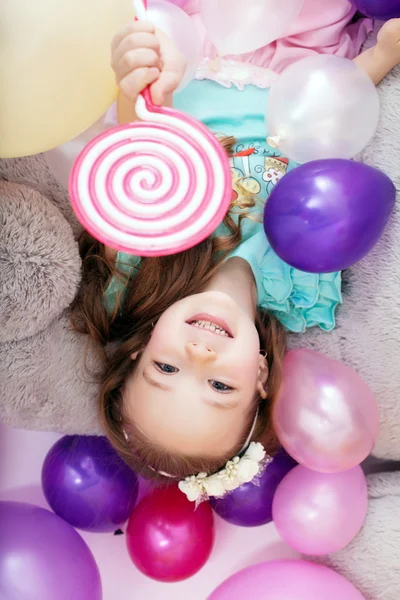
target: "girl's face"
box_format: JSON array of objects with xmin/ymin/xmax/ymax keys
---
[{"xmin": 124, "ymin": 291, "xmax": 268, "ymax": 458}]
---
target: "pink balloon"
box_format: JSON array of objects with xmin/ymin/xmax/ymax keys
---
[
  {"xmin": 274, "ymin": 349, "xmax": 380, "ymax": 472},
  {"xmin": 272, "ymin": 466, "xmax": 368, "ymax": 555},
  {"xmin": 208, "ymin": 560, "xmax": 366, "ymax": 600},
  {"xmin": 126, "ymin": 485, "xmax": 214, "ymax": 582}
]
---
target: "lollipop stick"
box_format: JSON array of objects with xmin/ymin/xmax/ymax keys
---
[
  {"xmin": 132, "ymin": 0, "xmax": 155, "ymax": 110},
  {"xmin": 133, "ymin": 0, "xmax": 148, "ymax": 20}
]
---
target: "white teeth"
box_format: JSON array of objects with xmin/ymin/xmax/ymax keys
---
[{"xmin": 190, "ymin": 320, "xmax": 229, "ymax": 337}]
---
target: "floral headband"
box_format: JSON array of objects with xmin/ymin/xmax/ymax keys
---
[
  {"xmin": 124, "ymin": 410, "xmax": 271, "ymax": 503},
  {"xmin": 178, "ymin": 441, "xmax": 272, "ymax": 504}
]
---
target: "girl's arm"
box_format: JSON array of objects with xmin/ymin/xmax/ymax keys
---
[
  {"xmin": 354, "ymin": 19, "xmax": 400, "ymax": 85},
  {"xmin": 112, "ymin": 21, "xmax": 186, "ymax": 124}
]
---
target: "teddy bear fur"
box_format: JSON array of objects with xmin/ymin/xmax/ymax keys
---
[{"xmin": 1, "ymin": 65, "xmax": 400, "ymax": 600}]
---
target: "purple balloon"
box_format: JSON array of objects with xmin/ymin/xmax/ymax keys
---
[
  {"xmin": 0, "ymin": 501, "xmax": 102, "ymax": 600},
  {"xmin": 42, "ymin": 435, "xmax": 138, "ymax": 532},
  {"xmin": 352, "ymin": 0, "xmax": 400, "ymax": 19},
  {"xmin": 264, "ymin": 159, "xmax": 395, "ymax": 273},
  {"xmin": 210, "ymin": 448, "xmax": 297, "ymax": 527}
]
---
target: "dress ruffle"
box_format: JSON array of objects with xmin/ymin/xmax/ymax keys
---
[{"xmin": 229, "ymin": 231, "xmax": 342, "ymax": 333}]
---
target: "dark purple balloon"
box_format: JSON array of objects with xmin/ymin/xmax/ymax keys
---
[
  {"xmin": 0, "ymin": 501, "xmax": 102, "ymax": 600},
  {"xmin": 210, "ymin": 449, "xmax": 297, "ymax": 527},
  {"xmin": 352, "ymin": 0, "xmax": 400, "ymax": 19},
  {"xmin": 264, "ymin": 159, "xmax": 395, "ymax": 273},
  {"xmin": 42, "ymin": 435, "xmax": 138, "ymax": 532}
]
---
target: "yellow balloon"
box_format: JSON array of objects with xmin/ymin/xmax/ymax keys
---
[{"xmin": 0, "ymin": 0, "xmax": 134, "ymax": 158}]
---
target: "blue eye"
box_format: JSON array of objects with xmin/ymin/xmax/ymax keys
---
[
  {"xmin": 209, "ymin": 380, "xmax": 234, "ymax": 393},
  {"xmin": 154, "ymin": 362, "xmax": 179, "ymax": 374}
]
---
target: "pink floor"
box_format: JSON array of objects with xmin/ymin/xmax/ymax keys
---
[{"xmin": 0, "ymin": 423, "xmax": 299, "ymax": 599}]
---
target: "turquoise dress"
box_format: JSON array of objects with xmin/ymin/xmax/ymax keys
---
[{"xmin": 105, "ymin": 80, "xmax": 342, "ymax": 333}]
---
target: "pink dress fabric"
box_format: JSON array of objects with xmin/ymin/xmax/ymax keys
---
[{"xmin": 182, "ymin": 0, "xmax": 373, "ymax": 73}]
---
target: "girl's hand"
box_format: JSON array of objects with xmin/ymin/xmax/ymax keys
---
[
  {"xmin": 376, "ymin": 19, "xmax": 400, "ymax": 68},
  {"xmin": 111, "ymin": 21, "xmax": 186, "ymax": 106},
  {"xmin": 354, "ymin": 18, "xmax": 400, "ymax": 85}
]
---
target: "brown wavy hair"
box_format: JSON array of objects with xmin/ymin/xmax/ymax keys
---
[{"xmin": 71, "ymin": 137, "xmax": 286, "ymax": 483}]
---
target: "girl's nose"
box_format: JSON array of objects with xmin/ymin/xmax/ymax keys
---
[{"xmin": 185, "ymin": 342, "xmax": 217, "ymax": 363}]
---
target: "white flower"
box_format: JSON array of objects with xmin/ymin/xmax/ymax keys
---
[
  {"xmin": 178, "ymin": 473, "xmax": 207, "ymax": 503},
  {"xmin": 244, "ymin": 442, "xmax": 266, "ymax": 462},
  {"xmin": 203, "ymin": 474, "xmax": 226, "ymax": 498},
  {"xmin": 178, "ymin": 442, "xmax": 270, "ymax": 503},
  {"xmin": 237, "ymin": 457, "xmax": 261, "ymax": 483}
]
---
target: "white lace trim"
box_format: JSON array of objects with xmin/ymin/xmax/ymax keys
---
[{"xmin": 195, "ymin": 58, "xmax": 278, "ymax": 90}]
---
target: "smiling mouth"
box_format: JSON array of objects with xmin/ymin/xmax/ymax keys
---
[{"xmin": 186, "ymin": 314, "xmax": 233, "ymax": 338}]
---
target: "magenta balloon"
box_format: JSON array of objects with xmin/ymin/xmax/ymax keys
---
[
  {"xmin": 352, "ymin": 0, "xmax": 400, "ymax": 19},
  {"xmin": 208, "ymin": 560, "xmax": 366, "ymax": 600},
  {"xmin": 274, "ymin": 349, "xmax": 380, "ymax": 472},
  {"xmin": 0, "ymin": 501, "xmax": 102, "ymax": 600},
  {"xmin": 272, "ymin": 466, "xmax": 368, "ymax": 555},
  {"xmin": 126, "ymin": 485, "xmax": 214, "ymax": 582}
]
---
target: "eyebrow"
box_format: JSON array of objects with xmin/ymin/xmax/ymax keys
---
[{"xmin": 143, "ymin": 369, "xmax": 171, "ymax": 391}]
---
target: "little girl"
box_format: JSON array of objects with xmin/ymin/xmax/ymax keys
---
[{"xmin": 72, "ymin": 5, "xmax": 400, "ymax": 500}]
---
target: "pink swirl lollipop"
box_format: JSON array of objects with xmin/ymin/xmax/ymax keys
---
[{"xmin": 69, "ymin": 2, "xmax": 232, "ymax": 257}]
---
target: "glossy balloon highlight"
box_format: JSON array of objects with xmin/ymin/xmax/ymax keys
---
[
  {"xmin": 273, "ymin": 466, "xmax": 368, "ymax": 555},
  {"xmin": 126, "ymin": 485, "xmax": 214, "ymax": 581},
  {"xmin": 274, "ymin": 349, "xmax": 380, "ymax": 473},
  {"xmin": 264, "ymin": 159, "xmax": 396, "ymax": 273},
  {"xmin": 42, "ymin": 435, "xmax": 138, "ymax": 532},
  {"xmin": 267, "ymin": 55, "xmax": 380, "ymax": 163}
]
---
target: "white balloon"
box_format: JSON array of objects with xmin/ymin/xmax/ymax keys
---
[
  {"xmin": 267, "ymin": 55, "xmax": 380, "ymax": 164},
  {"xmin": 147, "ymin": 0, "xmax": 201, "ymax": 92},
  {"xmin": 200, "ymin": 0, "xmax": 304, "ymax": 56}
]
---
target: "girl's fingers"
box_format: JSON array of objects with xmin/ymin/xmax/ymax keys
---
[
  {"xmin": 111, "ymin": 21, "xmax": 156, "ymax": 53},
  {"xmin": 112, "ymin": 32, "xmax": 160, "ymax": 71},
  {"xmin": 115, "ymin": 48, "xmax": 161, "ymax": 83},
  {"xmin": 119, "ymin": 66, "xmax": 160, "ymax": 102},
  {"xmin": 150, "ymin": 71, "xmax": 182, "ymax": 105}
]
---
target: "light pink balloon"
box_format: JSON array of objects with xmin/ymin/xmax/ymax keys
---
[
  {"xmin": 274, "ymin": 349, "xmax": 380, "ymax": 473},
  {"xmin": 200, "ymin": 0, "xmax": 304, "ymax": 56},
  {"xmin": 272, "ymin": 466, "xmax": 368, "ymax": 555},
  {"xmin": 208, "ymin": 560, "xmax": 366, "ymax": 600}
]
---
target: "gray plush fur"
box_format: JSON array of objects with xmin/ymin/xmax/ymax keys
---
[{"xmin": 1, "ymin": 66, "xmax": 400, "ymax": 599}]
